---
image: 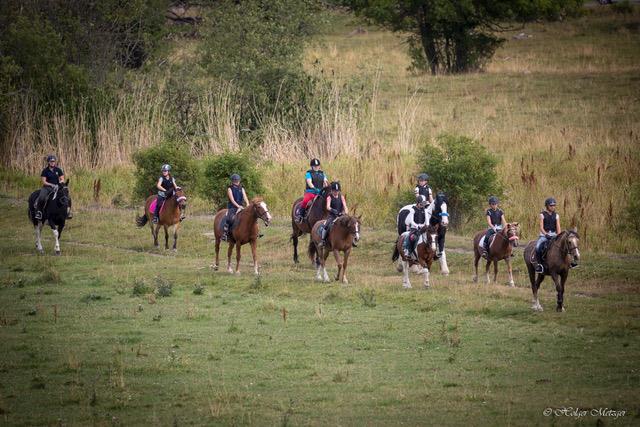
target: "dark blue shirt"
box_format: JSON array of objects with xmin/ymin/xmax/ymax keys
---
[
  {"xmin": 41, "ymin": 167, "xmax": 64, "ymax": 185},
  {"xmin": 305, "ymin": 170, "xmax": 326, "ymax": 194},
  {"xmin": 228, "ymin": 185, "xmax": 244, "ymax": 209},
  {"xmin": 159, "ymin": 176, "xmax": 175, "ymax": 193},
  {"xmin": 486, "ymin": 208, "xmax": 504, "ymax": 226},
  {"xmin": 541, "ymin": 211, "xmax": 557, "ymax": 233}
]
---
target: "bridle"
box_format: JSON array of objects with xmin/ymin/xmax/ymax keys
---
[
  {"xmin": 254, "ymin": 202, "xmax": 271, "ymax": 226},
  {"xmin": 494, "ymin": 225, "xmax": 519, "ymax": 246}
]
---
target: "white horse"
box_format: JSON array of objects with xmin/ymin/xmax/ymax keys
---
[{"xmin": 396, "ymin": 194, "xmax": 450, "ymax": 274}]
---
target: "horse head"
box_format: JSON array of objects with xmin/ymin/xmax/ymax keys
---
[
  {"xmin": 174, "ymin": 187, "xmax": 187, "ymax": 209},
  {"xmin": 345, "ymin": 214, "xmax": 361, "ymax": 243},
  {"xmin": 420, "ymin": 223, "xmax": 439, "ymax": 252},
  {"xmin": 252, "ymin": 197, "xmax": 272, "ymax": 226},
  {"xmin": 506, "ymin": 222, "xmax": 520, "ymax": 247},
  {"xmin": 563, "ymin": 228, "xmax": 580, "ymax": 264},
  {"xmin": 56, "ymin": 180, "xmax": 71, "ymax": 208},
  {"xmin": 434, "ymin": 193, "xmax": 449, "ymax": 227}
]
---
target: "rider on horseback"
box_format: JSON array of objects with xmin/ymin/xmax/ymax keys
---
[
  {"xmin": 403, "ymin": 195, "xmax": 429, "ymax": 258},
  {"xmin": 318, "ymin": 181, "xmax": 349, "ymax": 247},
  {"xmin": 414, "ymin": 173, "xmax": 434, "ymax": 204},
  {"xmin": 534, "ymin": 197, "xmax": 561, "ymax": 273},
  {"xmin": 221, "ymin": 173, "xmax": 249, "ymax": 241},
  {"xmin": 34, "ymin": 155, "xmax": 70, "ymax": 220},
  {"xmin": 153, "ymin": 164, "xmax": 179, "ymax": 224},
  {"xmin": 482, "ymin": 196, "xmax": 507, "ymax": 258},
  {"xmin": 295, "ymin": 158, "xmax": 328, "ymax": 223}
]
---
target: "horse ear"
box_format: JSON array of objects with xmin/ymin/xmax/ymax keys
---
[
  {"xmin": 351, "ymin": 203, "xmax": 358, "ymax": 215},
  {"xmin": 65, "ymin": 178, "xmax": 70, "ymax": 186},
  {"xmin": 357, "ymin": 214, "xmax": 362, "ymax": 221},
  {"xmin": 571, "ymin": 226, "xmax": 578, "ymax": 233},
  {"xmin": 513, "ymin": 222, "xmax": 519, "ymax": 226}
]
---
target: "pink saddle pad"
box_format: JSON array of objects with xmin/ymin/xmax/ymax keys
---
[{"xmin": 149, "ymin": 197, "xmax": 166, "ymax": 215}]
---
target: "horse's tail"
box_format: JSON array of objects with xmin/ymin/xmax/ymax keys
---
[
  {"xmin": 308, "ymin": 240, "xmax": 317, "ymax": 263},
  {"xmin": 392, "ymin": 244, "xmax": 400, "ymax": 262},
  {"xmin": 136, "ymin": 213, "xmax": 148, "ymax": 227}
]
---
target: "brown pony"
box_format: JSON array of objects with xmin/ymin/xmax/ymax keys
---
[
  {"xmin": 392, "ymin": 224, "xmax": 439, "ymax": 289},
  {"xmin": 523, "ymin": 229, "xmax": 580, "ymax": 312},
  {"xmin": 212, "ymin": 198, "xmax": 271, "ymax": 275},
  {"xmin": 308, "ymin": 214, "xmax": 360, "ymax": 284},
  {"xmin": 291, "ymin": 187, "xmax": 330, "ymax": 263},
  {"xmin": 472, "ymin": 223, "xmax": 520, "ymax": 286},
  {"xmin": 136, "ymin": 188, "xmax": 187, "ymax": 251}
]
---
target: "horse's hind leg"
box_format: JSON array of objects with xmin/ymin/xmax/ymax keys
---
[
  {"xmin": 554, "ymin": 272, "xmax": 566, "ymax": 312},
  {"xmin": 250, "ymin": 240, "xmax": 259, "ymax": 275},
  {"xmin": 493, "ymin": 260, "xmax": 499, "ymax": 283},
  {"xmin": 152, "ymin": 224, "xmax": 160, "ymax": 248},
  {"xmin": 484, "ymin": 259, "xmax": 492, "ymax": 284},
  {"xmin": 213, "ymin": 238, "xmax": 220, "ymax": 271},
  {"xmin": 439, "ymin": 251, "xmax": 449, "ymax": 275},
  {"xmin": 402, "ymin": 260, "xmax": 412, "ymax": 289},
  {"xmin": 531, "ymin": 272, "xmax": 545, "ymax": 311},
  {"xmin": 235, "ymin": 243, "xmax": 242, "ymax": 274},
  {"xmin": 51, "ymin": 226, "xmax": 61, "ymax": 256},
  {"xmin": 473, "ymin": 252, "xmax": 480, "ymax": 283},
  {"xmin": 341, "ymin": 249, "xmax": 351, "ymax": 284},
  {"xmin": 35, "ymin": 223, "xmax": 44, "ymax": 254},
  {"xmin": 292, "ymin": 232, "xmax": 299, "ymax": 264},
  {"xmin": 333, "ymin": 249, "xmax": 343, "ymax": 282},
  {"xmin": 172, "ymin": 224, "xmax": 179, "ymax": 252}
]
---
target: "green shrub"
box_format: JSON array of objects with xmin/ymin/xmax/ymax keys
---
[
  {"xmin": 418, "ymin": 134, "xmax": 500, "ymax": 227},
  {"xmin": 612, "ymin": 0, "xmax": 634, "ymax": 14},
  {"xmin": 154, "ymin": 276, "xmax": 173, "ymax": 298},
  {"xmin": 132, "ymin": 143, "xmax": 199, "ymax": 199},
  {"xmin": 200, "ymin": 152, "xmax": 264, "ymax": 209},
  {"xmin": 131, "ymin": 279, "xmax": 150, "ymax": 296}
]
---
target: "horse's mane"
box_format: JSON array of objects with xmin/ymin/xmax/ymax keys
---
[
  {"xmin": 557, "ymin": 229, "xmax": 580, "ymax": 240},
  {"xmin": 250, "ymin": 197, "xmax": 264, "ymax": 205}
]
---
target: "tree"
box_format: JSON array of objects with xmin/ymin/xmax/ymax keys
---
[
  {"xmin": 418, "ymin": 134, "xmax": 500, "ymax": 227},
  {"xmin": 344, "ymin": 0, "xmax": 583, "ymax": 74}
]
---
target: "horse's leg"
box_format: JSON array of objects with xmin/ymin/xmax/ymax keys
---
[
  {"xmin": 213, "ymin": 238, "xmax": 220, "ymax": 271},
  {"xmin": 473, "ymin": 251, "xmax": 480, "ymax": 283},
  {"xmin": 292, "ymin": 232, "xmax": 299, "ymax": 264},
  {"xmin": 493, "ymin": 259, "xmax": 499, "ymax": 283},
  {"xmin": 314, "ymin": 245, "xmax": 323, "ymax": 281},
  {"xmin": 172, "ymin": 223, "xmax": 180, "ymax": 252},
  {"xmin": 35, "ymin": 223, "xmax": 44, "ymax": 254},
  {"xmin": 235, "ymin": 243, "xmax": 242, "ymax": 274},
  {"xmin": 333, "ymin": 249, "xmax": 343, "ymax": 282},
  {"xmin": 439, "ymin": 250, "xmax": 449, "ymax": 275},
  {"xmin": 422, "ymin": 261, "xmax": 430, "ymax": 289},
  {"xmin": 322, "ymin": 249, "xmax": 330, "ymax": 282},
  {"xmin": 531, "ymin": 272, "xmax": 545, "ymax": 311},
  {"xmin": 250, "ymin": 239, "xmax": 259, "ymax": 275},
  {"xmin": 555, "ymin": 272, "xmax": 567, "ymax": 312},
  {"xmin": 484, "ymin": 259, "xmax": 492, "ymax": 284},
  {"xmin": 163, "ymin": 225, "xmax": 169, "ymax": 250},
  {"xmin": 52, "ymin": 226, "xmax": 61, "ymax": 256},
  {"xmin": 226, "ymin": 242, "xmax": 234, "ymax": 274},
  {"xmin": 153, "ymin": 223, "xmax": 160, "ymax": 248},
  {"xmin": 402, "ymin": 260, "xmax": 411, "ymax": 289},
  {"xmin": 341, "ymin": 249, "xmax": 350, "ymax": 284},
  {"xmin": 505, "ymin": 257, "xmax": 515, "ymax": 287}
]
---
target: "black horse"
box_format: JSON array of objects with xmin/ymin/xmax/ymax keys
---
[{"xmin": 28, "ymin": 182, "xmax": 71, "ymax": 255}]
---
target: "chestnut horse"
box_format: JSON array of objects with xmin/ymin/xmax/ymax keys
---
[
  {"xmin": 392, "ymin": 224, "xmax": 439, "ymax": 289},
  {"xmin": 291, "ymin": 187, "xmax": 330, "ymax": 263},
  {"xmin": 472, "ymin": 223, "xmax": 520, "ymax": 286},
  {"xmin": 136, "ymin": 187, "xmax": 187, "ymax": 251},
  {"xmin": 523, "ymin": 229, "xmax": 580, "ymax": 312},
  {"xmin": 212, "ymin": 198, "xmax": 271, "ymax": 275},
  {"xmin": 308, "ymin": 214, "xmax": 360, "ymax": 284}
]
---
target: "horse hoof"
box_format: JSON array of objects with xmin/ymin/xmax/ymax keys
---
[
  {"xmin": 423, "ymin": 284, "xmax": 430, "ymax": 289},
  {"xmin": 55, "ymin": 251, "xmax": 61, "ymax": 256},
  {"xmin": 472, "ymin": 276, "xmax": 478, "ymax": 283},
  {"xmin": 396, "ymin": 264, "xmax": 404, "ymax": 273},
  {"xmin": 37, "ymin": 249, "xmax": 44, "ymax": 255},
  {"xmin": 441, "ymin": 270, "xmax": 450, "ymax": 276},
  {"xmin": 235, "ymin": 271, "xmax": 241, "ymax": 275},
  {"xmin": 342, "ymin": 279, "xmax": 349, "ymax": 285},
  {"xmin": 557, "ymin": 306, "xmax": 565, "ymax": 313},
  {"xmin": 508, "ymin": 282, "xmax": 515, "ymax": 288},
  {"xmin": 172, "ymin": 249, "xmax": 177, "ymax": 253},
  {"xmin": 531, "ymin": 305, "xmax": 543, "ymax": 312},
  {"xmin": 402, "ymin": 283, "xmax": 412, "ymax": 289},
  {"xmin": 211, "ymin": 264, "xmax": 218, "ymax": 271}
]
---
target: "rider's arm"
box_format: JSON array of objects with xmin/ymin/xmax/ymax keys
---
[
  {"xmin": 242, "ymin": 188, "xmax": 249, "ymax": 206},
  {"xmin": 172, "ymin": 177, "xmax": 178, "ymax": 189},
  {"xmin": 408, "ymin": 209, "xmax": 419, "ymax": 230},
  {"xmin": 556, "ymin": 214, "xmax": 561, "ymax": 234},
  {"xmin": 501, "ymin": 213, "xmax": 507, "ymax": 226},
  {"xmin": 341, "ymin": 195, "xmax": 348, "ymax": 215},
  {"xmin": 228, "ymin": 188, "xmax": 242, "ymax": 209},
  {"xmin": 486, "ymin": 212, "xmax": 494, "ymax": 229},
  {"xmin": 41, "ymin": 177, "xmax": 50, "ymax": 187},
  {"xmin": 322, "ymin": 173, "xmax": 328, "ymax": 188},
  {"xmin": 428, "ymin": 189, "xmax": 433, "ymax": 204},
  {"xmin": 58, "ymin": 172, "xmax": 65, "ymax": 184},
  {"xmin": 539, "ymin": 214, "xmax": 546, "ymax": 235},
  {"xmin": 325, "ymin": 196, "xmax": 332, "ymax": 211},
  {"xmin": 156, "ymin": 178, "xmax": 165, "ymax": 192}
]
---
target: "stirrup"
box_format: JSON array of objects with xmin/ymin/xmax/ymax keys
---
[
  {"xmin": 35, "ymin": 211, "xmax": 43, "ymax": 220},
  {"xmin": 535, "ymin": 264, "xmax": 544, "ymax": 273},
  {"xmin": 152, "ymin": 216, "xmax": 159, "ymax": 224}
]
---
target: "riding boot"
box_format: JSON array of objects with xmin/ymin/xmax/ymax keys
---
[
  {"xmin": 66, "ymin": 207, "xmax": 73, "ymax": 219},
  {"xmin": 221, "ymin": 224, "xmax": 229, "ymax": 241},
  {"xmin": 295, "ymin": 207, "xmax": 305, "ymax": 223},
  {"xmin": 318, "ymin": 226, "xmax": 327, "ymax": 247},
  {"xmin": 153, "ymin": 198, "xmax": 163, "ymax": 224},
  {"xmin": 535, "ymin": 250, "xmax": 544, "ymax": 273}
]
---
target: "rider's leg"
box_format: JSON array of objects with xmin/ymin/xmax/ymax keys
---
[
  {"xmin": 153, "ymin": 195, "xmax": 165, "ymax": 223},
  {"xmin": 34, "ymin": 187, "xmax": 52, "ymax": 220},
  {"xmin": 222, "ymin": 208, "xmax": 236, "ymax": 241},
  {"xmin": 534, "ymin": 236, "xmax": 546, "ymax": 273}
]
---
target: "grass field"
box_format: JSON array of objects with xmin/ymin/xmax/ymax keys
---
[{"xmin": 0, "ymin": 195, "xmax": 639, "ymax": 426}]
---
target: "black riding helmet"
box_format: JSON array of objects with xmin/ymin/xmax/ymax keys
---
[
  {"xmin": 310, "ymin": 158, "xmax": 321, "ymax": 167},
  {"xmin": 545, "ymin": 197, "xmax": 557, "ymax": 206},
  {"xmin": 330, "ymin": 181, "xmax": 341, "ymax": 191},
  {"xmin": 230, "ymin": 173, "xmax": 241, "ymax": 182},
  {"xmin": 47, "ymin": 154, "xmax": 57, "ymax": 163},
  {"xmin": 417, "ymin": 173, "xmax": 429, "ymax": 181},
  {"xmin": 488, "ymin": 196, "xmax": 499, "ymax": 204}
]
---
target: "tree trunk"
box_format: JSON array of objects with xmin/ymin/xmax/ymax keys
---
[{"xmin": 419, "ymin": 5, "xmax": 439, "ymax": 75}]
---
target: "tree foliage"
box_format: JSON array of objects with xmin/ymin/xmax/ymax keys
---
[
  {"xmin": 201, "ymin": 153, "xmax": 264, "ymax": 210},
  {"xmin": 133, "ymin": 143, "xmax": 199, "ymax": 199},
  {"xmin": 418, "ymin": 134, "xmax": 501, "ymax": 227},
  {"xmin": 343, "ymin": 0, "xmax": 583, "ymax": 74}
]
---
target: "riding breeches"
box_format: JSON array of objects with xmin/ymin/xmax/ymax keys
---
[
  {"xmin": 35, "ymin": 186, "xmax": 53, "ymax": 209},
  {"xmin": 225, "ymin": 207, "xmax": 238, "ymax": 228},
  {"xmin": 154, "ymin": 194, "xmax": 166, "ymax": 217},
  {"xmin": 300, "ymin": 192, "xmax": 317, "ymax": 209}
]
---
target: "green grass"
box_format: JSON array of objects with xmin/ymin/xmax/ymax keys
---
[{"xmin": 0, "ymin": 197, "xmax": 638, "ymax": 425}]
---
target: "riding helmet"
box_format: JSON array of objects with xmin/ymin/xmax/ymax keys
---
[
  {"xmin": 417, "ymin": 173, "xmax": 429, "ymax": 181},
  {"xmin": 330, "ymin": 181, "xmax": 341, "ymax": 191},
  {"xmin": 415, "ymin": 195, "xmax": 427, "ymax": 205},
  {"xmin": 47, "ymin": 154, "xmax": 57, "ymax": 162},
  {"xmin": 488, "ymin": 196, "xmax": 499, "ymax": 204},
  {"xmin": 545, "ymin": 197, "xmax": 557, "ymax": 206},
  {"xmin": 230, "ymin": 173, "xmax": 241, "ymax": 181},
  {"xmin": 161, "ymin": 164, "xmax": 171, "ymax": 172},
  {"xmin": 310, "ymin": 158, "xmax": 321, "ymax": 167}
]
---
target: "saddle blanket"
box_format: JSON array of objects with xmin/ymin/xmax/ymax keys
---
[{"xmin": 149, "ymin": 197, "xmax": 166, "ymax": 215}]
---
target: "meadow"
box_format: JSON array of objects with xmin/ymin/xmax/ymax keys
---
[{"xmin": 0, "ymin": 196, "xmax": 639, "ymax": 425}]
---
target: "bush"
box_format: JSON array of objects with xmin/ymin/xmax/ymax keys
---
[
  {"xmin": 200, "ymin": 152, "xmax": 264, "ymax": 209},
  {"xmin": 131, "ymin": 279, "xmax": 151, "ymax": 296},
  {"xmin": 154, "ymin": 276, "xmax": 172, "ymax": 298},
  {"xmin": 418, "ymin": 134, "xmax": 500, "ymax": 227},
  {"xmin": 132, "ymin": 143, "xmax": 199, "ymax": 199}
]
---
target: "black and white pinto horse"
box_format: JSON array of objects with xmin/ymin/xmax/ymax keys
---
[
  {"xmin": 27, "ymin": 182, "xmax": 71, "ymax": 255},
  {"xmin": 396, "ymin": 193, "xmax": 450, "ymax": 274}
]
